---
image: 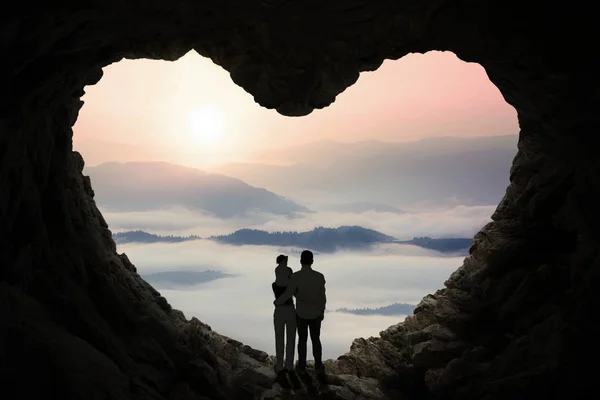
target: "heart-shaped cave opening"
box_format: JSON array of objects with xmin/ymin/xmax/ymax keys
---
[
  {"xmin": 72, "ymin": 49, "xmax": 517, "ymax": 398},
  {"xmin": 2, "ymin": 2, "xmax": 598, "ymax": 400}
]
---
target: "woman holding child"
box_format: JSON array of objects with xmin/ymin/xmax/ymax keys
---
[{"xmin": 272, "ymin": 254, "xmax": 296, "ymax": 373}]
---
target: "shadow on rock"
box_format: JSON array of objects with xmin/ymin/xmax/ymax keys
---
[
  {"xmin": 276, "ymin": 371, "xmax": 293, "ymax": 391},
  {"xmin": 287, "ymin": 372, "xmax": 303, "ymax": 391}
]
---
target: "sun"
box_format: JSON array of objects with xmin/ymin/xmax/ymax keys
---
[{"xmin": 187, "ymin": 105, "xmax": 224, "ymax": 146}]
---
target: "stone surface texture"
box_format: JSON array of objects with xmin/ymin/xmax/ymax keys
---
[{"xmin": 1, "ymin": 1, "xmax": 599, "ymax": 399}]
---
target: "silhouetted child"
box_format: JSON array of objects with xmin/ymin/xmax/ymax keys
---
[{"xmin": 272, "ymin": 254, "xmax": 296, "ymax": 373}]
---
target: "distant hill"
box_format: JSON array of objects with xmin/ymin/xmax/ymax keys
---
[
  {"xmin": 85, "ymin": 161, "xmax": 309, "ymax": 218},
  {"xmin": 395, "ymin": 236, "xmax": 472, "ymax": 253},
  {"xmin": 141, "ymin": 270, "xmax": 234, "ymax": 289},
  {"xmin": 334, "ymin": 303, "xmax": 416, "ymax": 316},
  {"xmin": 215, "ymin": 135, "xmax": 517, "ymax": 207},
  {"xmin": 113, "ymin": 230, "xmax": 201, "ymax": 244},
  {"xmin": 210, "ymin": 226, "xmax": 397, "ymax": 253}
]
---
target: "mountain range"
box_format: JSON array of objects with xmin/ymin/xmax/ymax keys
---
[
  {"xmin": 84, "ymin": 161, "xmax": 309, "ymax": 218},
  {"xmin": 215, "ymin": 135, "xmax": 517, "ymax": 207},
  {"xmin": 82, "ymin": 136, "xmax": 516, "ymax": 219},
  {"xmin": 112, "ymin": 228, "xmax": 472, "ymax": 254}
]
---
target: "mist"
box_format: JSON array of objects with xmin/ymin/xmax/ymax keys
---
[
  {"xmin": 103, "ymin": 204, "xmax": 488, "ymax": 359},
  {"xmin": 102, "ymin": 204, "xmax": 494, "ymax": 240},
  {"xmin": 120, "ymin": 239, "xmax": 463, "ymax": 360}
]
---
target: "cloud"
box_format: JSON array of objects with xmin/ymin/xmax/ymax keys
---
[
  {"xmin": 120, "ymin": 239, "xmax": 463, "ymax": 360},
  {"xmin": 102, "ymin": 204, "xmax": 495, "ymax": 240},
  {"xmin": 142, "ymin": 270, "xmax": 235, "ymax": 289}
]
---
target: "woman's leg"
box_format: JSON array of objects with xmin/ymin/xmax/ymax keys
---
[
  {"xmin": 284, "ymin": 307, "xmax": 297, "ymax": 371},
  {"xmin": 273, "ymin": 308, "xmax": 285, "ymax": 372}
]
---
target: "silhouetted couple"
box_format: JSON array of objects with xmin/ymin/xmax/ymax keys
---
[{"xmin": 272, "ymin": 250, "xmax": 326, "ymax": 376}]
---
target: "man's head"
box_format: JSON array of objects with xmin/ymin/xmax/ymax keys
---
[
  {"xmin": 276, "ymin": 254, "xmax": 288, "ymax": 266},
  {"xmin": 300, "ymin": 250, "xmax": 314, "ymax": 266}
]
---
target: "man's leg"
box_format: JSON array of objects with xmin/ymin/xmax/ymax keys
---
[
  {"xmin": 296, "ymin": 315, "xmax": 309, "ymax": 371},
  {"xmin": 308, "ymin": 318, "xmax": 323, "ymax": 370},
  {"xmin": 273, "ymin": 308, "xmax": 285, "ymax": 372},
  {"xmin": 284, "ymin": 307, "xmax": 297, "ymax": 371}
]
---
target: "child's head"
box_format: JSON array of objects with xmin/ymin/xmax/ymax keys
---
[
  {"xmin": 276, "ymin": 254, "xmax": 288, "ymax": 266},
  {"xmin": 275, "ymin": 254, "xmax": 291, "ymax": 286}
]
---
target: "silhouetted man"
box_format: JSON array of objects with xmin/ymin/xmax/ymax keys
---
[
  {"xmin": 274, "ymin": 250, "xmax": 326, "ymax": 374},
  {"xmin": 272, "ymin": 254, "xmax": 296, "ymax": 373}
]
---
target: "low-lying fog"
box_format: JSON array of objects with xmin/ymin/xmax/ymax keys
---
[
  {"xmin": 118, "ymin": 239, "xmax": 464, "ymax": 360},
  {"xmin": 104, "ymin": 203, "xmax": 494, "ymax": 240},
  {"xmin": 104, "ymin": 205, "xmax": 490, "ymax": 360}
]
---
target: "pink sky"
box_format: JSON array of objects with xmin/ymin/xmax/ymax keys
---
[{"xmin": 73, "ymin": 50, "xmax": 518, "ymax": 169}]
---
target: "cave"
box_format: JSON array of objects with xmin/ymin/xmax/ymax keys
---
[{"xmin": 2, "ymin": 1, "xmax": 599, "ymax": 400}]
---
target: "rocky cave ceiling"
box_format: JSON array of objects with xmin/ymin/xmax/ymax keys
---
[{"xmin": 1, "ymin": 1, "xmax": 600, "ymax": 400}]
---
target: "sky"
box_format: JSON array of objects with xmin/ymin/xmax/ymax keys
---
[{"xmin": 72, "ymin": 50, "xmax": 518, "ymax": 169}]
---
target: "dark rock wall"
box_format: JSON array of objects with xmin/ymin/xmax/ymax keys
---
[{"xmin": 1, "ymin": 1, "xmax": 599, "ymax": 399}]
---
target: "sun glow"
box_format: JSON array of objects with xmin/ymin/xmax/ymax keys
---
[{"xmin": 187, "ymin": 105, "xmax": 224, "ymax": 147}]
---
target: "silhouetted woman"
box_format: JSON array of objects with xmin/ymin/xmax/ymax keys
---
[{"xmin": 272, "ymin": 254, "xmax": 296, "ymax": 373}]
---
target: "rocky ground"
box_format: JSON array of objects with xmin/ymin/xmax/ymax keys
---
[{"xmin": 144, "ymin": 289, "xmax": 398, "ymax": 400}]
